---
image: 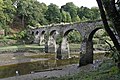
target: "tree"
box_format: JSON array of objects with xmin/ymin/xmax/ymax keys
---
[
  {"xmin": 39, "ymin": 3, "xmax": 48, "ymax": 14},
  {"xmin": 90, "ymin": 7, "xmax": 101, "ymax": 20},
  {"xmin": 17, "ymin": 0, "xmax": 46, "ymax": 27},
  {"xmin": 96, "ymin": 0, "xmax": 120, "ymax": 68},
  {"xmin": 34, "ymin": 2, "xmax": 48, "ymax": 25},
  {"xmin": 66, "ymin": 12, "xmax": 72, "ymax": 22},
  {"xmin": 76, "ymin": 15, "xmax": 80, "ymax": 22},
  {"xmin": 68, "ymin": 30, "xmax": 82, "ymax": 43},
  {"xmin": 77, "ymin": 6, "xmax": 100, "ymax": 21},
  {"xmin": 0, "ymin": 0, "xmax": 16, "ymax": 35},
  {"xmin": 45, "ymin": 3, "xmax": 62, "ymax": 24},
  {"xmin": 77, "ymin": 6, "xmax": 90, "ymax": 21},
  {"xmin": 61, "ymin": 2, "xmax": 79, "ymax": 22},
  {"xmin": 0, "ymin": 0, "xmax": 4, "ymax": 28},
  {"xmin": 61, "ymin": 10, "xmax": 67, "ymax": 22},
  {"xmin": 61, "ymin": 9, "xmax": 72, "ymax": 23}
]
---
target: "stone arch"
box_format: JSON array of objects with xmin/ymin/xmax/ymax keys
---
[
  {"xmin": 63, "ymin": 26, "xmax": 82, "ymax": 37},
  {"xmin": 88, "ymin": 28, "xmax": 111, "ymax": 51},
  {"xmin": 49, "ymin": 29, "xmax": 59, "ymax": 37},
  {"xmin": 50, "ymin": 30, "xmax": 56, "ymax": 35},
  {"xmin": 63, "ymin": 28, "xmax": 77, "ymax": 36},
  {"xmin": 41, "ymin": 30, "xmax": 45, "ymax": 34},
  {"xmin": 59, "ymin": 28, "xmax": 82, "ymax": 59},
  {"xmin": 64, "ymin": 29, "xmax": 74, "ymax": 36}
]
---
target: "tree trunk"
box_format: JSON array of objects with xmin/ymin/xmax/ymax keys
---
[
  {"xmin": 22, "ymin": 15, "xmax": 24, "ymax": 27},
  {"xmin": 96, "ymin": 0, "xmax": 120, "ymax": 51},
  {"xmin": 102, "ymin": 0, "xmax": 120, "ymax": 39},
  {"xmin": 96, "ymin": 0, "xmax": 120, "ymax": 68}
]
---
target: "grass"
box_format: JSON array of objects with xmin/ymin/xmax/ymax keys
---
[
  {"xmin": 0, "ymin": 43, "xmax": 81, "ymax": 53},
  {"xmin": 25, "ymin": 53, "xmax": 55, "ymax": 59},
  {"xmin": 0, "ymin": 44, "xmax": 44, "ymax": 52},
  {"xmin": 69, "ymin": 43, "xmax": 80, "ymax": 49}
]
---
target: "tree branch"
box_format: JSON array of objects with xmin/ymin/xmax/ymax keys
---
[
  {"xmin": 96, "ymin": 0, "xmax": 120, "ymax": 52},
  {"xmin": 110, "ymin": 0, "xmax": 120, "ymax": 17}
]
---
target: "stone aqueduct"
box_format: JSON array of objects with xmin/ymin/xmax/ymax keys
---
[{"xmin": 28, "ymin": 20, "xmax": 104, "ymax": 66}]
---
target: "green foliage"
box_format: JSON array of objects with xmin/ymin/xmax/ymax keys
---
[
  {"xmin": 0, "ymin": 0, "xmax": 16, "ymax": 35},
  {"xmin": 61, "ymin": 2, "xmax": 79, "ymax": 22},
  {"xmin": 90, "ymin": 7, "xmax": 101, "ymax": 20},
  {"xmin": 45, "ymin": 3, "xmax": 62, "ymax": 24},
  {"xmin": 0, "ymin": 0, "xmax": 101, "ymax": 32},
  {"xmin": 77, "ymin": 6, "xmax": 100, "ymax": 21},
  {"xmin": 16, "ymin": 30, "xmax": 34, "ymax": 44},
  {"xmin": 17, "ymin": 0, "xmax": 47, "ymax": 26},
  {"xmin": 0, "ymin": 0, "xmax": 102, "ymax": 45},
  {"xmin": 105, "ymin": 47, "xmax": 120, "ymax": 63},
  {"xmin": 111, "ymin": 50, "xmax": 120, "ymax": 62},
  {"xmin": 94, "ymin": 29, "xmax": 106, "ymax": 38},
  {"xmin": 109, "ymin": 66, "xmax": 119, "ymax": 75},
  {"xmin": 61, "ymin": 10, "xmax": 72, "ymax": 23},
  {"xmin": 76, "ymin": 15, "xmax": 80, "ymax": 22},
  {"xmin": 67, "ymin": 30, "xmax": 82, "ymax": 43},
  {"xmin": 61, "ymin": 10, "xmax": 67, "ymax": 22},
  {"xmin": 16, "ymin": 30, "xmax": 27, "ymax": 39},
  {"xmin": 92, "ymin": 29, "xmax": 114, "ymax": 51},
  {"xmin": 66, "ymin": 12, "xmax": 72, "ymax": 22}
]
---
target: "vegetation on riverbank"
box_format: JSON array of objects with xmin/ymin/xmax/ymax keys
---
[{"xmin": 0, "ymin": 44, "xmax": 44, "ymax": 52}]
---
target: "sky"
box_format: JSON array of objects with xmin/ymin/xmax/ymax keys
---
[{"xmin": 37, "ymin": 0, "xmax": 98, "ymax": 8}]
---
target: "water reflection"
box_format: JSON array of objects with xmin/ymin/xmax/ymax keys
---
[
  {"xmin": 0, "ymin": 52, "xmax": 79, "ymax": 78},
  {"xmin": 0, "ymin": 52, "xmax": 104, "ymax": 78}
]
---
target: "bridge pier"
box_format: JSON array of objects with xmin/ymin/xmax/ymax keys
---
[
  {"xmin": 45, "ymin": 36, "xmax": 57, "ymax": 53},
  {"xmin": 39, "ymin": 34, "xmax": 45, "ymax": 45},
  {"xmin": 34, "ymin": 35, "xmax": 40, "ymax": 44},
  {"xmin": 79, "ymin": 38, "xmax": 93, "ymax": 67},
  {"xmin": 57, "ymin": 36, "xmax": 70, "ymax": 59}
]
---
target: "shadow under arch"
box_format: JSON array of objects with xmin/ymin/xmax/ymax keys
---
[
  {"xmin": 41, "ymin": 30, "xmax": 45, "ymax": 34},
  {"xmin": 50, "ymin": 30, "xmax": 57, "ymax": 36},
  {"xmin": 35, "ymin": 31, "xmax": 39, "ymax": 35},
  {"xmin": 64, "ymin": 29, "xmax": 74, "ymax": 36}
]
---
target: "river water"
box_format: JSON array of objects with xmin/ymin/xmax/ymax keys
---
[{"xmin": 0, "ymin": 51, "xmax": 104, "ymax": 78}]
